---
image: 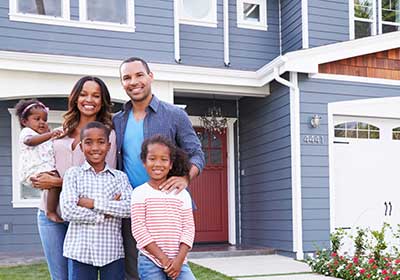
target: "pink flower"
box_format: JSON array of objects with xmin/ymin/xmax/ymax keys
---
[
  {"xmin": 382, "ymin": 269, "xmax": 388, "ymax": 275},
  {"xmin": 353, "ymin": 257, "xmax": 359, "ymax": 264},
  {"xmin": 395, "ymin": 259, "xmax": 400, "ymax": 264},
  {"xmin": 369, "ymin": 258, "xmax": 375, "ymax": 264},
  {"xmin": 360, "ymin": 269, "xmax": 366, "ymax": 274},
  {"xmin": 384, "ymin": 277, "xmax": 390, "ymax": 280},
  {"xmin": 392, "ymin": 271, "xmax": 397, "ymax": 275},
  {"xmin": 331, "ymin": 252, "xmax": 337, "ymax": 257}
]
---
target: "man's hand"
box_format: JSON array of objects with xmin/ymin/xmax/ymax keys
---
[
  {"xmin": 77, "ymin": 197, "xmax": 94, "ymax": 209},
  {"xmin": 159, "ymin": 175, "xmax": 189, "ymax": 194}
]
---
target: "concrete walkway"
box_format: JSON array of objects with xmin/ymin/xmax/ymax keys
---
[{"xmin": 190, "ymin": 255, "xmax": 340, "ymax": 280}]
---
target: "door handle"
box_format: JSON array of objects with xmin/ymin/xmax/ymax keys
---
[
  {"xmin": 389, "ymin": 202, "xmax": 393, "ymax": 216},
  {"xmin": 384, "ymin": 202, "xmax": 388, "ymax": 216}
]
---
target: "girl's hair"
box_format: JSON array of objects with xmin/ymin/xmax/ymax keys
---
[
  {"xmin": 14, "ymin": 99, "xmax": 48, "ymax": 127},
  {"xmin": 63, "ymin": 76, "xmax": 113, "ymax": 136},
  {"xmin": 140, "ymin": 135, "xmax": 191, "ymax": 178}
]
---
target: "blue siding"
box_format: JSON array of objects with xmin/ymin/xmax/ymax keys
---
[
  {"xmin": 0, "ymin": 0, "xmax": 174, "ymax": 63},
  {"xmin": 239, "ymin": 81, "xmax": 293, "ymax": 252},
  {"xmin": 281, "ymin": 0, "xmax": 303, "ymax": 53},
  {"xmin": 308, "ymin": 0, "xmax": 349, "ymax": 47},
  {"xmin": 298, "ymin": 75, "xmax": 400, "ymax": 252},
  {"xmin": 228, "ymin": 0, "xmax": 280, "ymax": 70}
]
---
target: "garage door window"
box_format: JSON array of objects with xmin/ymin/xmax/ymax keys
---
[
  {"xmin": 334, "ymin": 121, "xmax": 380, "ymax": 139},
  {"xmin": 393, "ymin": 127, "xmax": 400, "ymax": 139}
]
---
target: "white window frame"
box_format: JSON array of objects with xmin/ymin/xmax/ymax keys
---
[
  {"xmin": 179, "ymin": 0, "xmax": 218, "ymax": 28},
  {"xmin": 378, "ymin": 0, "xmax": 400, "ymax": 34},
  {"xmin": 236, "ymin": 0, "xmax": 268, "ymax": 31},
  {"xmin": 9, "ymin": 108, "xmax": 64, "ymax": 208},
  {"xmin": 9, "ymin": 0, "xmax": 135, "ymax": 33},
  {"xmin": 349, "ymin": 0, "xmax": 377, "ymax": 39}
]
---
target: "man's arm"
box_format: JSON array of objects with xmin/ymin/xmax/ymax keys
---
[{"xmin": 160, "ymin": 108, "xmax": 205, "ymax": 193}]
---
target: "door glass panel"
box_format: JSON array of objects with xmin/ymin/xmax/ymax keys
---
[
  {"xmin": 355, "ymin": 21, "xmax": 372, "ymax": 39},
  {"xmin": 211, "ymin": 136, "xmax": 222, "ymax": 148},
  {"xmin": 182, "ymin": 0, "xmax": 211, "ymax": 20},
  {"xmin": 210, "ymin": 150, "xmax": 222, "ymax": 165},
  {"xmin": 18, "ymin": 0, "xmax": 62, "ymax": 16},
  {"xmin": 243, "ymin": 3, "xmax": 260, "ymax": 22}
]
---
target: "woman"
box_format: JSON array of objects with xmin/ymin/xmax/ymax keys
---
[{"xmin": 30, "ymin": 76, "xmax": 116, "ymax": 280}]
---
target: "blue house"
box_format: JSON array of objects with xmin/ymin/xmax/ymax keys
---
[{"xmin": 1, "ymin": 0, "xmax": 400, "ymax": 259}]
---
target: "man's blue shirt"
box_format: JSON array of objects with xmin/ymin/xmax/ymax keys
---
[
  {"xmin": 122, "ymin": 111, "xmax": 149, "ymax": 188},
  {"xmin": 113, "ymin": 95, "xmax": 205, "ymax": 175}
]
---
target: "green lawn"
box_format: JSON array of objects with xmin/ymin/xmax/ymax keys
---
[{"xmin": 0, "ymin": 262, "xmax": 233, "ymax": 280}]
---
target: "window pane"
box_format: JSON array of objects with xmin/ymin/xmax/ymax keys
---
[
  {"xmin": 355, "ymin": 20, "xmax": 372, "ymax": 39},
  {"xmin": 346, "ymin": 122, "xmax": 357, "ymax": 130},
  {"xmin": 382, "ymin": 0, "xmax": 400, "ymax": 23},
  {"xmin": 243, "ymin": 3, "xmax": 260, "ymax": 22},
  {"xmin": 346, "ymin": 130, "xmax": 357, "ymax": 138},
  {"xmin": 335, "ymin": 129, "xmax": 346, "ymax": 137},
  {"xmin": 335, "ymin": 123, "xmax": 346, "ymax": 129},
  {"xmin": 354, "ymin": 0, "xmax": 373, "ymax": 19},
  {"xmin": 87, "ymin": 0, "xmax": 127, "ymax": 24},
  {"xmin": 383, "ymin": 24, "xmax": 400, "ymax": 33},
  {"xmin": 182, "ymin": 0, "xmax": 211, "ymax": 20},
  {"xmin": 370, "ymin": 131, "xmax": 380, "ymax": 139},
  {"xmin": 358, "ymin": 130, "xmax": 368, "ymax": 138},
  {"xmin": 358, "ymin": 122, "xmax": 369, "ymax": 129},
  {"xmin": 21, "ymin": 183, "xmax": 41, "ymax": 199},
  {"xmin": 18, "ymin": 0, "xmax": 62, "ymax": 16}
]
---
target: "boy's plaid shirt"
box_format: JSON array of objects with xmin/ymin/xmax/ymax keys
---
[{"xmin": 60, "ymin": 161, "xmax": 132, "ymax": 267}]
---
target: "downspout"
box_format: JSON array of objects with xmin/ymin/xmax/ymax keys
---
[
  {"xmin": 223, "ymin": 0, "xmax": 230, "ymax": 66},
  {"xmin": 273, "ymin": 68, "xmax": 304, "ymax": 260},
  {"xmin": 174, "ymin": 0, "xmax": 181, "ymax": 63}
]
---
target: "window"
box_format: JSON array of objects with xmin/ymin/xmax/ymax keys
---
[
  {"xmin": 380, "ymin": 0, "xmax": 400, "ymax": 33},
  {"xmin": 334, "ymin": 121, "xmax": 380, "ymax": 139},
  {"xmin": 8, "ymin": 108, "xmax": 63, "ymax": 208},
  {"xmin": 179, "ymin": 0, "xmax": 217, "ymax": 27},
  {"xmin": 351, "ymin": 0, "xmax": 377, "ymax": 39},
  {"xmin": 9, "ymin": 0, "xmax": 135, "ymax": 32},
  {"xmin": 237, "ymin": 0, "xmax": 267, "ymax": 31},
  {"xmin": 392, "ymin": 127, "xmax": 400, "ymax": 139}
]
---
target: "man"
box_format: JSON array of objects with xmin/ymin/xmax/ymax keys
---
[{"xmin": 113, "ymin": 57, "xmax": 205, "ymax": 280}]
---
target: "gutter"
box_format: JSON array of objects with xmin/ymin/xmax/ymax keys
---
[
  {"xmin": 273, "ymin": 68, "xmax": 304, "ymax": 260},
  {"xmin": 174, "ymin": 0, "xmax": 181, "ymax": 63}
]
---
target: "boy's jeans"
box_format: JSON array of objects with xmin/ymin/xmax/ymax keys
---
[
  {"xmin": 138, "ymin": 253, "xmax": 196, "ymax": 280},
  {"xmin": 68, "ymin": 258, "xmax": 124, "ymax": 280}
]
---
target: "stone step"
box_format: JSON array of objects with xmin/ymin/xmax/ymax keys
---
[{"xmin": 189, "ymin": 245, "xmax": 276, "ymax": 259}]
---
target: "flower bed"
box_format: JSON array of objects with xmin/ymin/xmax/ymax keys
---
[{"xmin": 307, "ymin": 223, "xmax": 400, "ymax": 280}]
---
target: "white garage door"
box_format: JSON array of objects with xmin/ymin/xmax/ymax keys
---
[{"xmin": 333, "ymin": 115, "xmax": 400, "ymax": 241}]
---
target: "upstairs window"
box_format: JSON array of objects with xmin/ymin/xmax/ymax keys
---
[
  {"xmin": 179, "ymin": 0, "xmax": 217, "ymax": 27},
  {"xmin": 351, "ymin": 0, "xmax": 377, "ymax": 39},
  {"xmin": 381, "ymin": 0, "xmax": 400, "ymax": 33},
  {"xmin": 81, "ymin": 0, "xmax": 132, "ymax": 25},
  {"xmin": 17, "ymin": 0, "xmax": 63, "ymax": 17},
  {"xmin": 237, "ymin": 0, "xmax": 267, "ymax": 31},
  {"xmin": 9, "ymin": 0, "xmax": 135, "ymax": 32}
]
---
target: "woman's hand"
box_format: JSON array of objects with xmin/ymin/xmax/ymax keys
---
[{"xmin": 30, "ymin": 172, "xmax": 62, "ymax": 190}]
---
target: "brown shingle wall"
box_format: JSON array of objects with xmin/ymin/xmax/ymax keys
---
[{"xmin": 318, "ymin": 48, "xmax": 400, "ymax": 80}]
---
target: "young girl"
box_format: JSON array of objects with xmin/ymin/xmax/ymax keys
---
[
  {"xmin": 131, "ymin": 135, "xmax": 196, "ymax": 280},
  {"xmin": 15, "ymin": 99, "xmax": 63, "ymax": 223}
]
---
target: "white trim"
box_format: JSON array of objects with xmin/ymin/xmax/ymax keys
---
[
  {"xmin": 223, "ymin": 0, "xmax": 230, "ymax": 66},
  {"xmin": 349, "ymin": 0, "xmax": 355, "ymax": 40},
  {"xmin": 8, "ymin": 108, "xmax": 64, "ymax": 208},
  {"xmin": 9, "ymin": 0, "xmax": 135, "ymax": 33},
  {"xmin": 301, "ymin": 0, "xmax": 309, "ymax": 48},
  {"xmin": 309, "ymin": 73, "xmax": 400, "ymax": 86},
  {"xmin": 378, "ymin": 0, "xmax": 383, "ymax": 34},
  {"xmin": 327, "ymin": 103, "xmax": 335, "ymax": 238},
  {"xmin": 188, "ymin": 116, "xmax": 237, "ymax": 245},
  {"xmin": 174, "ymin": 0, "xmax": 181, "ymax": 63},
  {"xmin": 236, "ymin": 0, "xmax": 268, "ymax": 31},
  {"xmin": 179, "ymin": 0, "xmax": 218, "ymax": 28},
  {"xmin": 349, "ymin": 0, "xmax": 377, "ymax": 39},
  {"xmin": 289, "ymin": 72, "xmax": 303, "ymax": 260}
]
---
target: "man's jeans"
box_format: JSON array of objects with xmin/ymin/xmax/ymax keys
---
[
  {"xmin": 68, "ymin": 258, "xmax": 124, "ymax": 280},
  {"xmin": 138, "ymin": 253, "xmax": 196, "ymax": 280},
  {"xmin": 37, "ymin": 210, "xmax": 68, "ymax": 280}
]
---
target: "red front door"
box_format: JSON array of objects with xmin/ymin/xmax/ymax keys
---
[{"xmin": 190, "ymin": 128, "xmax": 228, "ymax": 243}]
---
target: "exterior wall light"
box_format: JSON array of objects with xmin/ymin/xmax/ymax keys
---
[{"xmin": 310, "ymin": 114, "xmax": 322, "ymax": 128}]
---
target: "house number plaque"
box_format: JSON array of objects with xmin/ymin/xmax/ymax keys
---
[{"xmin": 303, "ymin": 135, "xmax": 325, "ymax": 144}]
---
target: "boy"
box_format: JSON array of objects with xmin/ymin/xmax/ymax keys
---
[{"xmin": 60, "ymin": 121, "xmax": 131, "ymax": 280}]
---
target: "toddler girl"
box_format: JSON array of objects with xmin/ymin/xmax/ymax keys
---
[
  {"xmin": 131, "ymin": 135, "xmax": 196, "ymax": 280},
  {"xmin": 15, "ymin": 99, "xmax": 63, "ymax": 222}
]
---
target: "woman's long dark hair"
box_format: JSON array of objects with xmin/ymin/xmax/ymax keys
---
[
  {"xmin": 140, "ymin": 135, "xmax": 190, "ymax": 178},
  {"xmin": 63, "ymin": 76, "xmax": 113, "ymax": 136}
]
